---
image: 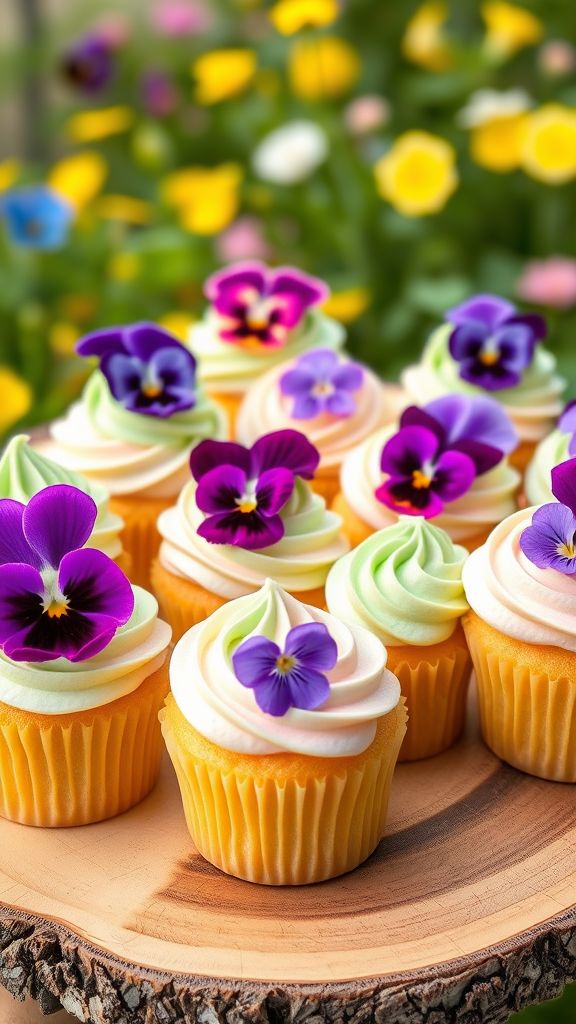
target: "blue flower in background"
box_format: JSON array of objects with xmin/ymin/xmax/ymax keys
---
[{"xmin": 1, "ymin": 186, "xmax": 73, "ymax": 250}]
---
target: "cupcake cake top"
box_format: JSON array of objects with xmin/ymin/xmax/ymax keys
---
[
  {"xmin": 170, "ymin": 578, "xmax": 401, "ymax": 757},
  {"xmin": 340, "ymin": 394, "xmax": 520, "ymax": 543},
  {"xmin": 463, "ymin": 458, "xmax": 576, "ymax": 651},
  {"xmin": 0, "ymin": 434, "xmax": 123, "ymax": 560},
  {"xmin": 326, "ymin": 517, "xmax": 469, "ymax": 647},
  {"xmin": 190, "ymin": 261, "xmax": 345, "ymax": 394},
  {"xmin": 401, "ymin": 293, "xmax": 565, "ymax": 443},
  {"xmin": 158, "ymin": 429, "xmax": 349, "ymax": 598},
  {"xmin": 236, "ymin": 348, "xmax": 393, "ymax": 472},
  {"xmin": 525, "ymin": 399, "xmax": 576, "ymax": 506},
  {"xmin": 41, "ymin": 322, "xmax": 227, "ymax": 498},
  {"xmin": 0, "ymin": 484, "xmax": 171, "ymax": 712}
]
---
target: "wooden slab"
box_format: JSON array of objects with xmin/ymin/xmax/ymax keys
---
[{"xmin": 0, "ymin": 698, "xmax": 575, "ymax": 1024}]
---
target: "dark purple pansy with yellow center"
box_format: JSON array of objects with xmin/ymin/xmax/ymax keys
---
[
  {"xmin": 76, "ymin": 322, "xmax": 197, "ymax": 418},
  {"xmin": 375, "ymin": 394, "xmax": 517, "ymax": 518},
  {"xmin": 520, "ymin": 458, "xmax": 576, "ymax": 575},
  {"xmin": 446, "ymin": 294, "xmax": 547, "ymax": 391},
  {"xmin": 559, "ymin": 400, "xmax": 576, "ymax": 457},
  {"xmin": 190, "ymin": 429, "xmax": 319, "ymax": 549},
  {"xmin": 232, "ymin": 622, "xmax": 337, "ymax": 716},
  {"xmin": 280, "ymin": 349, "xmax": 364, "ymax": 419},
  {"xmin": 0, "ymin": 485, "xmax": 134, "ymax": 663},
  {"xmin": 205, "ymin": 261, "xmax": 328, "ymax": 348}
]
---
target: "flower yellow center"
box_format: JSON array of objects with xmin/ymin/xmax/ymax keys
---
[
  {"xmin": 312, "ymin": 381, "xmax": 334, "ymax": 397},
  {"xmin": 142, "ymin": 382, "xmax": 163, "ymax": 398},
  {"xmin": 479, "ymin": 349, "xmax": 500, "ymax": 366},
  {"xmin": 45, "ymin": 599, "xmax": 69, "ymax": 619},
  {"xmin": 276, "ymin": 654, "xmax": 296, "ymax": 674},
  {"xmin": 237, "ymin": 498, "xmax": 258, "ymax": 514},
  {"xmin": 558, "ymin": 542, "xmax": 576, "ymax": 559},
  {"xmin": 412, "ymin": 469, "xmax": 432, "ymax": 489}
]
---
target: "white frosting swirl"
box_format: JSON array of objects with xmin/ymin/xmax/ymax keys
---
[
  {"xmin": 158, "ymin": 478, "xmax": 349, "ymax": 598},
  {"xmin": 170, "ymin": 579, "xmax": 401, "ymax": 756},
  {"xmin": 524, "ymin": 428, "xmax": 571, "ymax": 506},
  {"xmin": 340, "ymin": 424, "xmax": 520, "ymax": 543},
  {"xmin": 463, "ymin": 506, "xmax": 576, "ymax": 651},
  {"xmin": 0, "ymin": 588, "xmax": 172, "ymax": 714}
]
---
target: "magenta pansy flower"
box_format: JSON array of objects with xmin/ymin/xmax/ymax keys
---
[
  {"xmin": 446, "ymin": 294, "xmax": 547, "ymax": 391},
  {"xmin": 232, "ymin": 622, "xmax": 337, "ymax": 716},
  {"xmin": 280, "ymin": 349, "xmax": 364, "ymax": 419},
  {"xmin": 0, "ymin": 485, "xmax": 134, "ymax": 663},
  {"xmin": 520, "ymin": 459, "xmax": 576, "ymax": 575},
  {"xmin": 76, "ymin": 322, "xmax": 197, "ymax": 418},
  {"xmin": 190, "ymin": 430, "xmax": 320, "ymax": 549},
  {"xmin": 205, "ymin": 261, "xmax": 328, "ymax": 348}
]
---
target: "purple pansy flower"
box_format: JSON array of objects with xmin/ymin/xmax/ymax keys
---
[
  {"xmin": 400, "ymin": 394, "xmax": 518, "ymax": 475},
  {"xmin": 76, "ymin": 322, "xmax": 197, "ymax": 418},
  {"xmin": 0, "ymin": 485, "xmax": 134, "ymax": 663},
  {"xmin": 446, "ymin": 294, "xmax": 547, "ymax": 392},
  {"xmin": 232, "ymin": 622, "xmax": 337, "ymax": 716},
  {"xmin": 279, "ymin": 349, "xmax": 364, "ymax": 419},
  {"xmin": 205, "ymin": 261, "xmax": 328, "ymax": 348},
  {"xmin": 520, "ymin": 458, "xmax": 576, "ymax": 575},
  {"xmin": 559, "ymin": 400, "xmax": 576, "ymax": 457},
  {"xmin": 61, "ymin": 35, "xmax": 114, "ymax": 93},
  {"xmin": 190, "ymin": 430, "xmax": 319, "ymax": 549}
]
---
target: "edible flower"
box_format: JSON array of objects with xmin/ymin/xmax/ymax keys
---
[
  {"xmin": 520, "ymin": 459, "xmax": 576, "ymax": 575},
  {"xmin": 232, "ymin": 622, "xmax": 337, "ymax": 716},
  {"xmin": 206, "ymin": 261, "xmax": 327, "ymax": 348},
  {"xmin": 280, "ymin": 349, "xmax": 363, "ymax": 419},
  {"xmin": 76, "ymin": 322, "xmax": 197, "ymax": 418},
  {"xmin": 558, "ymin": 401, "xmax": 576, "ymax": 457},
  {"xmin": 0, "ymin": 485, "xmax": 133, "ymax": 662},
  {"xmin": 447, "ymin": 293, "xmax": 546, "ymax": 391},
  {"xmin": 1, "ymin": 186, "xmax": 73, "ymax": 250},
  {"xmin": 190, "ymin": 430, "xmax": 319, "ymax": 549},
  {"xmin": 61, "ymin": 34, "xmax": 114, "ymax": 93}
]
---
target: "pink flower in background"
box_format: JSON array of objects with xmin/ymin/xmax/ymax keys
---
[
  {"xmin": 538, "ymin": 40, "xmax": 576, "ymax": 76},
  {"xmin": 216, "ymin": 217, "xmax": 271, "ymax": 263},
  {"xmin": 96, "ymin": 14, "xmax": 131, "ymax": 48},
  {"xmin": 344, "ymin": 95, "xmax": 390, "ymax": 135},
  {"xmin": 141, "ymin": 71, "xmax": 178, "ymax": 117},
  {"xmin": 516, "ymin": 258, "xmax": 576, "ymax": 309},
  {"xmin": 150, "ymin": 0, "xmax": 211, "ymax": 37}
]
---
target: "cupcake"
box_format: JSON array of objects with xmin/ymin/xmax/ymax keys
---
[
  {"xmin": 401, "ymin": 294, "xmax": 565, "ymax": 471},
  {"xmin": 0, "ymin": 434, "xmax": 130, "ymax": 574},
  {"xmin": 236, "ymin": 348, "xmax": 395, "ymax": 504},
  {"xmin": 189, "ymin": 261, "xmax": 345, "ymax": 432},
  {"xmin": 463, "ymin": 457, "xmax": 576, "ymax": 782},
  {"xmin": 38, "ymin": 322, "xmax": 227, "ymax": 589},
  {"xmin": 334, "ymin": 394, "xmax": 521, "ymax": 551},
  {"xmin": 152, "ymin": 430, "xmax": 349, "ymax": 640},
  {"xmin": 0, "ymin": 484, "xmax": 172, "ymax": 826},
  {"xmin": 160, "ymin": 578, "xmax": 406, "ymax": 884},
  {"xmin": 326, "ymin": 517, "xmax": 471, "ymax": 761},
  {"xmin": 525, "ymin": 400, "xmax": 576, "ymax": 505}
]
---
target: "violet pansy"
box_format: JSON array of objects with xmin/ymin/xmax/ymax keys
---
[
  {"xmin": 280, "ymin": 349, "xmax": 364, "ymax": 419},
  {"xmin": 559, "ymin": 400, "xmax": 576, "ymax": 457},
  {"xmin": 520, "ymin": 458, "xmax": 576, "ymax": 575}
]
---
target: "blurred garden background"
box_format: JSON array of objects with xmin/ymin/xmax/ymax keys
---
[{"xmin": 0, "ymin": 1, "xmax": 575, "ymax": 1016}]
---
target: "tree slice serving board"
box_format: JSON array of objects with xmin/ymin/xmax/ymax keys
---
[{"xmin": 0, "ymin": 698, "xmax": 575, "ymax": 1024}]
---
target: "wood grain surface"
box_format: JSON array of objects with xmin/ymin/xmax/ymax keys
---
[{"xmin": 0, "ymin": 698, "xmax": 575, "ymax": 1023}]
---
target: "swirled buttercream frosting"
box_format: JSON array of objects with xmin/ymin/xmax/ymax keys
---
[
  {"xmin": 170, "ymin": 578, "xmax": 400, "ymax": 756},
  {"xmin": 524, "ymin": 428, "xmax": 571, "ymax": 506}
]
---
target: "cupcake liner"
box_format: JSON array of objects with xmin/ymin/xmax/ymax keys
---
[
  {"xmin": 332, "ymin": 493, "xmax": 491, "ymax": 553},
  {"xmin": 109, "ymin": 494, "xmax": 173, "ymax": 590},
  {"xmin": 0, "ymin": 663, "xmax": 169, "ymax": 827},
  {"xmin": 151, "ymin": 559, "xmax": 327, "ymax": 642},
  {"xmin": 161, "ymin": 694, "xmax": 407, "ymax": 885},
  {"xmin": 114, "ymin": 549, "xmax": 133, "ymax": 579},
  {"xmin": 464, "ymin": 612, "xmax": 576, "ymax": 782},
  {"xmin": 311, "ymin": 469, "xmax": 341, "ymax": 506},
  {"xmin": 386, "ymin": 626, "xmax": 471, "ymax": 761},
  {"xmin": 509, "ymin": 440, "xmax": 536, "ymax": 474},
  {"xmin": 205, "ymin": 390, "xmax": 242, "ymax": 437}
]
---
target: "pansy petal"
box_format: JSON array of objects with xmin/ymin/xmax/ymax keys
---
[
  {"xmin": 0, "ymin": 562, "xmax": 44, "ymax": 647},
  {"xmin": 256, "ymin": 468, "xmax": 294, "ymax": 516},
  {"xmin": 458, "ymin": 357, "xmax": 520, "ymax": 391},
  {"xmin": 197, "ymin": 510, "xmax": 285, "ymax": 549},
  {"xmin": 399, "ymin": 406, "xmax": 446, "ymax": 446},
  {"xmin": 295, "ymin": 348, "xmax": 340, "ymax": 381},
  {"xmin": 433, "ymin": 450, "xmax": 477, "ymax": 502},
  {"xmin": 251, "ymin": 674, "xmax": 292, "ymax": 717},
  {"xmin": 380, "ymin": 426, "xmax": 440, "ymax": 478},
  {"xmin": 506, "ymin": 313, "xmax": 547, "ymax": 342},
  {"xmin": 4, "ymin": 610, "xmax": 120, "ymax": 664},
  {"xmin": 493, "ymin": 324, "xmax": 536, "ymax": 372},
  {"xmin": 205, "ymin": 262, "xmax": 267, "ymax": 304},
  {"xmin": 448, "ymin": 322, "xmax": 487, "ymax": 360},
  {"xmin": 190, "ymin": 440, "xmax": 252, "ymax": 481},
  {"xmin": 446, "ymin": 294, "xmax": 516, "ymax": 330},
  {"xmin": 76, "ymin": 327, "xmax": 126, "ymax": 359},
  {"xmin": 232, "ymin": 635, "xmax": 280, "ymax": 687},
  {"xmin": 279, "ymin": 366, "xmax": 317, "ymax": 397},
  {"xmin": 331, "ymin": 362, "xmax": 364, "ymax": 392},
  {"xmin": 551, "ymin": 459, "xmax": 576, "ymax": 515},
  {"xmin": 149, "ymin": 345, "xmax": 197, "ymax": 388},
  {"xmin": 559, "ymin": 401, "xmax": 576, "ymax": 436},
  {"xmin": 0, "ymin": 499, "xmax": 41, "ymax": 568},
  {"xmin": 520, "ymin": 503, "xmax": 576, "ymax": 573},
  {"xmin": 195, "ymin": 465, "xmax": 246, "ymax": 515},
  {"xmin": 449, "ymin": 440, "xmax": 503, "ymax": 476},
  {"xmin": 104, "ymin": 353, "xmax": 143, "ymax": 403},
  {"xmin": 252, "ymin": 430, "xmax": 319, "ymax": 479},
  {"xmin": 124, "ymin": 322, "xmax": 183, "ymax": 360},
  {"xmin": 424, "ymin": 395, "xmax": 518, "ymax": 454},
  {"xmin": 269, "ymin": 267, "xmax": 328, "ymax": 308},
  {"xmin": 58, "ymin": 548, "xmax": 134, "ymax": 624},
  {"xmin": 326, "ymin": 390, "xmax": 357, "ymax": 417},
  {"xmin": 285, "ymin": 622, "xmax": 337, "ymax": 670},
  {"xmin": 23, "ymin": 485, "xmax": 97, "ymax": 568},
  {"xmin": 286, "ymin": 666, "xmax": 330, "ymax": 711},
  {"xmin": 375, "ymin": 479, "xmax": 444, "ymax": 518},
  {"xmin": 291, "ymin": 393, "xmax": 322, "ymax": 419}
]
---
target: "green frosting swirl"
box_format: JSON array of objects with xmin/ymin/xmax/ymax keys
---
[{"xmin": 325, "ymin": 517, "xmax": 469, "ymax": 646}]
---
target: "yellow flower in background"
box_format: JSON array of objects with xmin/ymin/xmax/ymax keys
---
[
  {"xmin": 458, "ymin": 89, "xmax": 532, "ymax": 172},
  {"xmin": 193, "ymin": 50, "xmax": 257, "ymax": 105},
  {"xmin": 289, "ymin": 36, "xmax": 360, "ymax": 101},
  {"xmin": 0, "ymin": 160, "xmax": 20, "ymax": 192},
  {"xmin": 375, "ymin": 131, "xmax": 458, "ymax": 217},
  {"xmin": 482, "ymin": 2, "xmax": 543, "ymax": 59},
  {"xmin": 269, "ymin": 0, "xmax": 339, "ymax": 35},
  {"xmin": 521, "ymin": 104, "xmax": 576, "ymax": 184},
  {"xmin": 108, "ymin": 252, "xmax": 141, "ymax": 281},
  {"xmin": 48, "ymin": 152, "xmax": 107, "ymax": 211},
  {"xmin": 322, "ymin": 287, "xmax": 371, "ymax": 323},
  {"xmin": 0, "ymin": 368, "xmax": 32, "ymax": 433},
  {"xmin": 402, "ymin": 3, "xmax": 452, "ymax": 72},
  {"xmin": 95, "ymin": 195, "xmax": 154, "ymax": 224},
  {"xmin": 66, "ymin": 106, "xmax": 134, "ymax": 143},
  {"xmin": 163, "ymin": 163, "xmax": 243, "ymax": 235},
  {"xmin": 49, "ymin": 322, "xmax": 80, "ymax": 357},
  {"xmin": 158, "ymin": 312, "xmax": 196, "ymax": 342}
]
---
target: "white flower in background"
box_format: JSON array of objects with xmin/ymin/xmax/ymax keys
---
[
  {"xmin": 252, "ymin": 120, "xmax": 328, "ymax": 184},
  {"xmin": 457, "ymin": 88, "xmax": 533, "ymax": 128}
]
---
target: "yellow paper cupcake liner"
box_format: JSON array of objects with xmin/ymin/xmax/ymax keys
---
[
  {"xmin": 151, "ymin": 559, "xmax": 327, "ymax": 642},
  {"xmin": 509, "ymin": 440, "xmax": 536, "ymax": 474},
  {"xmin": 386, "ymin": 626, "xmax": 471, "ymax": 761},
  {"xmin": 0, "ymin": 662, "xmax": 169, "ymax": 827},
  {"xmin": 161, "ymin": 694, "xmax": 407, "ymax": 885},
  {"xmin": 109, "ymin": 494, "xmax": 173, "ymax": 590},
  {"xmin": 311, "ymin": 469, "xmax": 341, "ymax": 506},
  {"xmin": 464, "ymin": 611, "xmax": 576, "ymax": 782},
  {"xmin": 205, "ymin": 389, "xmax": 242, "ymax": 437},
  {"xmin": 332, "ymin": 493, "xmax": 491, "ymax": 553}
]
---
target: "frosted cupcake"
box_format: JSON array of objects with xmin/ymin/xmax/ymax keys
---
[
  {"xmin": 152, "ymin": 430, "xmax": 349, "ymax": 640},
  {"xmin": 525, "ymin": 401, "xmax": 576, "ymax": 505},
  {"xmin": 189, "ymin": 261, "xmax": 345, "ymax": 431},
  {"xmin": 39, "ymin": 322, "xmax": 227, "ymax": 589},
  {"xmin": 327, "ymin": 517, "xmax": 471, "ymax": 761},
  {"xmin": 236, "ymin": 348, "xmax": 394, "ymax": 504},
  {"xmin": 401, "ymin": 294, "xmax": 565, "ymax": 470},
  {"xmin": 0, "ymin": 484, "xmax": 171, "ymax": 826},
  {"xmin": 334, "ymin": 394, "xmax": 521, "ymax": 550},
  {"xmin": 160, "ymin": 578, "xmax": 406, "ymax": 884}
]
